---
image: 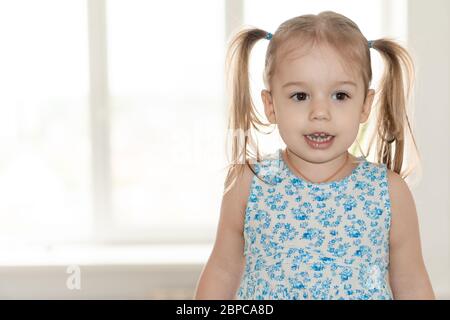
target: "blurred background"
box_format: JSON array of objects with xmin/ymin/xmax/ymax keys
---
[{"xmin": 0, "ymin": 0, "xmax": 448, "ymax": 299}]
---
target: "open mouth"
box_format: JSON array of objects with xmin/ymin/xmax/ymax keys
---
[
  {"xmin": 305, "ymin": 134, "xmax": 334, "ymax": 143},
  {"xmin": 304, "ymin": 133, "xmax": 335, "ymax": 149}
]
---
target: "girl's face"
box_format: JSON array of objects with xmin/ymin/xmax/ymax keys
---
[{"xmin": 262, "ymin": 42, "xmax": 375, "ymax": 163}]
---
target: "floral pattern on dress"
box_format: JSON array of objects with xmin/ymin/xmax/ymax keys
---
[{"xmin": 236, "ymin": 148, "xmax": 393, "ymax": 300}]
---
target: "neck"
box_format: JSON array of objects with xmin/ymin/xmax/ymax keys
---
[{"xmin": 284, "ymin": 148, "xmax": 352, "ymax": 183}]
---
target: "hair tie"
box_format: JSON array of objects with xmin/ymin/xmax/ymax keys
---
[
  {"xmin": 368, "ymin": 40, "xmax": 374, "ymax": 49},
  {"xmin": 265, "ymin": 32, "xmax": 273, "ymax": 40}
]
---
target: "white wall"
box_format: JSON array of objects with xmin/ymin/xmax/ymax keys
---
[
  {"xmin": 408, "ymin": 0, "xmax": 450, "ymax": 299},
  {"xmin": 0, "ymin": 264, "xmax": 198, "ymax": 299}
]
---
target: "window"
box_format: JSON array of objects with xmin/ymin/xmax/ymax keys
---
[
  {"xmin": 106, "ymin": 0, "xmax": 226, "ymax": 243},
  {"xmin": 0, "ymin": 0, "xmax": 227, "ymax": 247},
  {"xmin": 0, "ymin": 1, "xmax": 91, "ymax": 246}
]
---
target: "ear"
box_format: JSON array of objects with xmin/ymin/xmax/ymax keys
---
[
  {"xmin": 261, "ymin": 89, "xmax": 277, "ymax": 124},
  {"xmin": 360, "ymin": 89, "xmax": 375, "ymax": 123}
]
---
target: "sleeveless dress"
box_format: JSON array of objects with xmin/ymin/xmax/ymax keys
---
[{"xmin": 235, "ymin": 148, "xmax": 393, "ymax": 300}]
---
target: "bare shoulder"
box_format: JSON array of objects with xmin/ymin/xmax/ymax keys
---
[
  {"xmin": 386, "ymin": 168, "xmax": 415, "ymax": 209},
  {"xmin": 207, "ymin": 163, "xmax": 255, "ymax": 278},
  {"xmin": 385, "ymin": 167, "xmax": 435, "ymax": 299},
  {"xmin": 222, "ymin": 162, "xmax": 256, "ymax": 228},
  {"xmin": 386, "ymin": 168, "xmax": 419, "ymax": 248},
  {"xmin": 386, "ymin": 169, "xmax": 408, "ymax": 196}
]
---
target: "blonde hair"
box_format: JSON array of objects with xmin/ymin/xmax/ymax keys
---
[{"xmin": 223, "ymin": 11, "xmax": 419, "ymax": 195}]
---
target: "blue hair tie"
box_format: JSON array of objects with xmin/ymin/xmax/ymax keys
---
[
  {"xmin": 265, "ymin": 32, "xmax": 273, "ymax": 40},
  {"xmin": 368, "ymin": 40, "xmax": 374, "ymax": 48}
]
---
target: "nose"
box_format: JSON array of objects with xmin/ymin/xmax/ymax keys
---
[{"xmin": 309, "ymin": 99, "xmax": 330, "ymax": 121}]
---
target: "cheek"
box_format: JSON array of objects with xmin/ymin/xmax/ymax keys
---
[
  {"xmin": 275, "ymin": 117, "xmax": 306, "ymax": 146},
  {"xmin": 337, "ymin": 117, "xmax": 361, "ymax": 143},
  {"xmin": 276, "ymin": 111, "xmax": 304, "ymax": 134},
  {"xmin": 275, "ymin": 113, "xmax": 297, "ymax": 134},
  {"xmin": 336, "ymin": 111, "xmax": 360, "ymax": 128},
  {"xmin": 276, "ymin": 105, "xmax": 306, "ymax": 124}
]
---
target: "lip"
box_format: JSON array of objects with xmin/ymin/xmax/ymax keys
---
[
  {"xmin": 304, "ymin": 134, "xmax": 335, "ymax": 149},
  {"xmin": 306, "ymin": 131, "xmax": 334, "ymax": 136}
]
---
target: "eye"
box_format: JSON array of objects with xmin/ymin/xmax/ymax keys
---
[
  {"xmin": 290, "ymin": 91, "xmax": 351, "ymax": 102},
  {"xmin": 333, "ymin": 91, "xmax": 350, "ymax": 101},
  {"xmin": 290, "ymin": 92, "xmax": 308, "ymax": 101}
]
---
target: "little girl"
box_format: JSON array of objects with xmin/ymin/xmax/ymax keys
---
[{"xmin": 194, "ymin": 11, "xmax": 435, "ymax": 300}]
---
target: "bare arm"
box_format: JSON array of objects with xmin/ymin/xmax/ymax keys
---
[
  {"xmin": 387, "ymin": 170, "xmax": 435, "ymax": 299},
  {"xmin": 194, "ymin": 164, "xmax": 254, "ymax": 299}
]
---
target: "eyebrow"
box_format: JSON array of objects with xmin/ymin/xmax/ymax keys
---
[{"xmin": 282, "ymin": 80, "xmax": 357, "ymax": 88}]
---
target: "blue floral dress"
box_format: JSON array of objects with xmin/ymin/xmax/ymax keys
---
[{"xmin": 235, "ymin": 148, "xmax": 393, "ymax": 300}]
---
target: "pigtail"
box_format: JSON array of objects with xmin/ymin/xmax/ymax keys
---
[
  {"xmin": 222, "ymin": 28, "xmax": 272, "ymax": 195},
  {"xmin": 366, "ymin": 38, "xmax": 419, "ymax": 178}
]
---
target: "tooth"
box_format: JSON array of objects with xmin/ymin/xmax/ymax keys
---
[{"xmin": 307, "ymin": 134, "xmax": 332, "ymax": 142}]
